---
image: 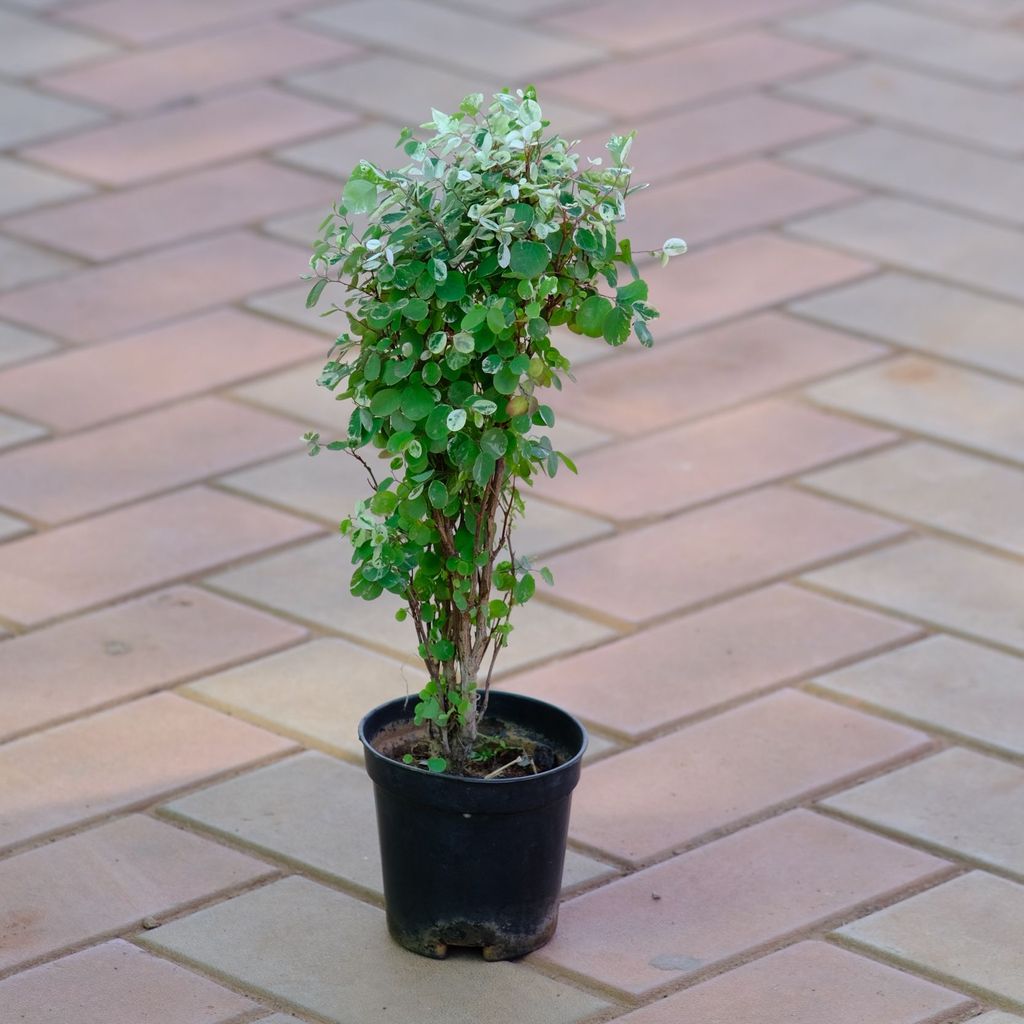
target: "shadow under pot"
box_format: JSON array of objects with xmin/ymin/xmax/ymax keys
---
[{"xmin": 358, "ymin": 690, "xmax": 588, "ymax": 961}]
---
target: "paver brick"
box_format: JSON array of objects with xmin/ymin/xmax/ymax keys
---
[
  {"xmin": 543, "ymin": 487, "xmax": 904, "ymax": 623},
  {"xmin": 786, "ymin": 125, "xmax": 1024, "ymax": 229},
  {"xmin": 536, "ymin": 399, "xmax": 894, "ymax": 521},
  {"xmin": 59, "ymin": 0, "xmax": 314, "ymax": 44},
  {"xmin": 0, "ymin": 586, "xmax": 306, "ymax": 741},
  {"xmin": 782, "ymin": 61, "xmax": 1024, "ymax": 154},
  {"xmin": 42, "ymin": 22, "xmax": 359, "ymax": 114},
  {"xmin": 647, "ymin": 234, "xmax": 873, "ymax": 338},
  {"xmin": 535, "ymin": 809, "xmax": 950, "ymax": 995},
  {"xmin": 140, "ymin": 875, "xmax": 611, "ymax": 1024},
  {"xmin": 791, "ymin": 196, "xmax": 1024, "ymax": 303},
  {"xmin": 804, "ymin": 536, "xmax": 1024, "ymax": 653},
  {"xmin": 791, "ymin": 271, "xmax": 1024, "ymax": 381},
  {"xmin": 0, "ymin": 486, "xmax": 320, "ymax": 626},
  {"xmin": 0, "ymin": 512, "xmax": 30, "ymax": 542},
  {"xmin": 0, "ymin": 309, "xmax": 324, "ymax": 432},
  {"xmin": 231, "ymin": 358, "xmax": 354, "ymax": 430},
  {"xmin": 0, "ymin": 321, "xmax": 56, "ymax": 369},
  {"xmin": 23, "ymin": 88, "xmax": 355, "ymax": 186},
  {"xmin": 0, "ymin": 231, "xmax": 305, "ymax": 343},
  {"xmin": 897, "ymin": 0, "xmax": 1024, "ymax": 21},
  {"xmin": 0, "ymin": 410, "xmax": 47, "ymax": 452},
  {"xmin": 0, "ymin": 397, "xmax": 306, "ymax": 523},
  {"xmin": 803, "ymin": 442, "xmax": 1024, "ymax": 556},
  {"xmin": 301, "ymin": 0, "xmax": 605, "ymax": 78},
  {"xmin": 784, "ymin": 0, "xmax": 1024, "ymax": 84},
  {"xmin": 0, "ymin": 940, "xmax": 261, "ymax": 1024},
  {"xmin": 4, "ymin": 160, "xmax": 340, "ymax": 262},
  {"xmin": 182, "ymin": 637, "xmax": 422, "ymax": 761},
  {"xmin": 808, "ymin": 355, "xmax": 1024, "ymax": 464},
  {"xmin": 625, "ymin": 159, "xmax": 859, "ymax": 252},
  {"xmin": 823, "ymin": 747, "xmax": 1024, "ymax": 880},
  {"xmin": 836, "ymin": 871, "xmax": 1024, "ymax": 1009},
  {"xmin": 0, "ymin": 814, "xmax": 274, "ymax": 970},
  {"xmin": 601, "ymin": 941, "xmax": 971, "ymax": 1024},
  {"xmin": 0, "ymin": 235, "xmax": 79, "ymax": 292},
  {"xmin": 546, "ymin": 31, "xmax": 844, "ymax": 119},
  {"xmin": 246, "ymin": 282, "xmax": 343, "ymax": 336},
  {"xmin": 0, "ymin": 81, "xmax": 104, "ymax": 149},
  {"xmin": 506, "ymin": 583, "xmax": 918, "ymax": 739},
  {"xmin": 276, "ymin": 122, "xmax": 418, "ymax": 182},
  {"xmin": 810, "ymin": 634, "xmax": 1024, "ymax": 758},
  {"xmin": 554, "ymin": 312, "xmax": 884, "ymax": 435},
  {"xmin": 206, "ymin": 535, "xmax": 613, "ymax": 672},
  {"xmin": 569, "ymin": 689, "xmax": 930, "ymax": 864},
  {"xmin": 0, "ymin": 156, "xmax": 91, "ymax": 218}
]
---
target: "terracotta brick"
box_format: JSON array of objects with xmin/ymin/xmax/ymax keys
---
[
  {"xmin": 545, "ymin": 0, "xmax": 826, "ymax": 50},
  {"xmin": 22, "ymin": 88, "xmax": 355, "ymax": 186},
  {"xmin": 535, "ymin": 399, "xmax": 894, "ymax": 520},
  {"xmin": 543, "ymin": 487, "xmax": 903, "ymax": 623},
  {"xmin": 0, "ymin": 940, "xmax": 261, "ymax": 1024},
  {"xmin": 0, "ymin": 586, "xmax": 306, "ymax": 741},
  {"xmin": 59, "ymin": 0, "xmax": 314, "ymax": 44},
  {"xmin": 0, "ymin": 486, "xmax": 320, "ymax": 626},
  {"xmin": 0, "ymin": 397, "xmax": 306, "ymax": 523},
  {"xmin": 647, "ymin": 234, "xmax": 874, "ymax": 339},
  {"xmin": 42, "ymin": 22, "xmax": 359, "ymax": 113},
  {"xmin": 534, "ymin": 809, "xmax": 949, "ymax": 995},
  {"xmin": 0, "ymin": 815, "xmax": 274, "ymax": 970},
  {"xmin": 0, "ymin": 309, "xmax": 325, "ymax": 431},
  {"xmin": 504, "ymin": 583, "xmax": 918, "ymax": 739},
  {"xmin": 554, "ymin": 312, "xmax": 884, "ymax": 434},
  {"xmin": 0, "ymin": 693, "xmax": 296, "ymax": 849},
  {"xmin": 604, "ymin": 941, "xmax": 971, "ymax": 1023},
  {"xmin": 0, "ymin": 232, "xmax": 305, "ymax": 342},
  {"xmin": 569, "ymin": 689, "xmax": 930, "ymax": 864},
  {"xmin": 4, "ymin": 160, "xmax": 341, "ymax": 261},
  {"xmin": 547, "ymin": 31, "xmax": 844, "ymax": 119}
]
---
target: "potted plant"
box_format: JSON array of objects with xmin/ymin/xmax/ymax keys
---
[{"xmin": 303, "ymin": 87, "xmax": 685, "ymax": 960}]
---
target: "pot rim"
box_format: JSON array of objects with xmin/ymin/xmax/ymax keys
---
[{"xmin": 358, "ymin": 690, "xmax": 588, "ymax": 787}]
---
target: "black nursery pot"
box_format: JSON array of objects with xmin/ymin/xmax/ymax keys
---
[{"xmin": 358, "ymin": 691, "xmax": 587, "ymax": 961}]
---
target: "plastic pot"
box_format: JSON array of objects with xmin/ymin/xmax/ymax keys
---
[{"xmin": 358, "ymin": 690, "xmax": 587, "ymax": 961}]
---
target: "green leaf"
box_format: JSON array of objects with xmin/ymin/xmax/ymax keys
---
[
  {"xmin": 305, "ymin": 279, "xmax": 327, "ymax": 308},
  {"xmin": 576, "ymin": 294, "xmax": 613, "ymax": 337},
  {"xmin": 446, "ymin": 408, "xmax": 467, "ymax": 431},
  {"xmin": 487, "ymin": 305, "xmax": 507, "ymax": 334},
  {"xmin": 472, "ymin": 451, "xmax": 496, "ymax": 487},
  {"xmin": 515, "ymin": 573, "xmax": 536, "ymax": 603},
  {"xmin": 616, "ymin": 278, "xmax": 648, "ymax": 305},
  {"xmin": 425, "ymin": 404, "xmax": 452, "ymax": 440},
  {"xmin": 369, "ymin": 388, "xmax": 401, "ymax": 416},
  {"xmin": 634, "ymin": 319, "xmax": 654, "ymax": 348},
  {"xmin": 426, "ymin": 757, "xmax": 448, "ymax": 773},
  {"xmin": 437, "ymin": 270, "xmax": 466, "ymax": 302},
  {"xmin": 401, "ymin": 297, "xmax": 429, "ymax": 321},
  {"xmin": 480, "ymin": 427, "xmax": 508, "ymax": 458},
  {"xmin": 539, "ymin": 567, "xmax": 554, "ymax": 586},
  {"xmin": 342, "ymin": 177, "xmax": 377, "ymax": 214},
  {"xmin": 395, "ymin": 608, "xmax": 408, "ymax": 621},
  {"xmin": 488, "ymin": 599, "xmax": 509, "ymax": 618},
  {"xmin": 453, "ymin": 332, "xmax": 475, "ymax": 353},
  {"xmin": 509, "ymin": 240, "xmax": 550, "ymax": 278},
  {"xmin": 370, "ymin": 490, "xmax": 398, "ymax": 515},
  {"xmin": 431, "ymin": 258, "xmax": 448, "ymax": 283},
  {"xmin": 493, "ymin": 367, "xmax": 518, "ymax": 395},
  {"xmin": 401, "ymin": 384, "xmax": 434, "ymax": 421},
  {"xmin": 421, "ymin": 362, "xmax": 442, "ymax": 385},
  {"xmin": 428, "ymin": 480, "xmax": 449, "ymax": 508},
  {"xmin": 402, "ymin": 753, "xmax": 415, "ymax": 764},
  {"xmin": 431, "ymin": 638, "xmax": 455, "ymax": 660},
  {"xmin": 603, "ymin": 305, "xmax": 631, "ymax": 346},
  {"xmin": 461, "ymin": 304, "xmax": 486, "ymax": 330},
  {"xmin": 363, "ymin": 352, "xmax": 381, "ymax": 381}
]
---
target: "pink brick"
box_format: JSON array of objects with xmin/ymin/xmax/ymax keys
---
[
  {"xmin": 0, "ymin": 586, "xmax": 307, "ymax": 741},
  {"xmin": 534, "ymin": 809, "xmax": 950, "ymax": 995},
  {"xmin": 59, "ymin": 0, "xmax": 315, "ymax": 44},
  {"xmin": 0, "ymin": 232, "xmax": 305, "ymax": 342},
  {"xmin": 604, "ymin": 94, "xmax": 853, "ymax": 185},
  {"xmin": 4, "ymin": 160, "xmax": 341, "ymax": 261},
  {"xmin": 0, "ymin": 941, "xmax": 261, "ymax": 1024},
  {"xmin": 554, "ymin": 312, "xmax": 885, "ymax": 435},
  {"xmin": 0, "ymin": 693, "xmax": 297, "ymax": 850},
  {"xmin": 43, "ymin": 23, "xmax": 360, "ymax": 114},
  {"xmin": 0, "ymin": 940, "xmax": 260, "ymax": 1024},
  {"xmin": 542, "ymin": 486, "xmax": 903, "ymax": 623},
  {"xmin": 0, "ymin": 815, "xmax": 275, "ymax": 970},
  {"xmin": 22, "ymin": 88, "xmax": 355, "ymax": 186},
  {"xmin": 504, "ymin": 584, "xmax": 919, "ymax": 739},
  {"xmin": 0, "ymin": 397, "xmax": 305, "ymax": 523},
  {"xmin": 546, "ymin": 0, "xmax": 826, "ymax": 49},
  {"xmin": 648, "ymin": 233, "xmax": 874, "ymax": 338},
  {"xmin": 0, "ymin": 486, "xmax": 320, "ymax": 626},
  {"xmin": 603, "ymin": 941, "xmax": 971, "ymax": 1022},
  {"xmin": 569, "ymin": 689, "xmax": 931, "ymax": 864},
  {"xmin": 536, "ymin": 400, "xmax": 894, "ymax": 520},
  {"xmin": 548, "ymin": 31, "xmax": 844, "ymax": 118},
  {"xmin": 627, "ymin": 160, "xmax": 859, "ymax": 252},
  {"xmin": 0, "ymin": 309, "xmax": 325, "ymax": 431}
]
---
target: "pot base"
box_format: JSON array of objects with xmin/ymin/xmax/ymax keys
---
[{"xmin": 388, "ymin": 908, "xmax": 558, "ymax": 960}]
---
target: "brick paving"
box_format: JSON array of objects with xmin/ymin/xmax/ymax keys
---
[{"xmin": 0, "ymin": 1, "xmax": 1021, "ymax": 1021}]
